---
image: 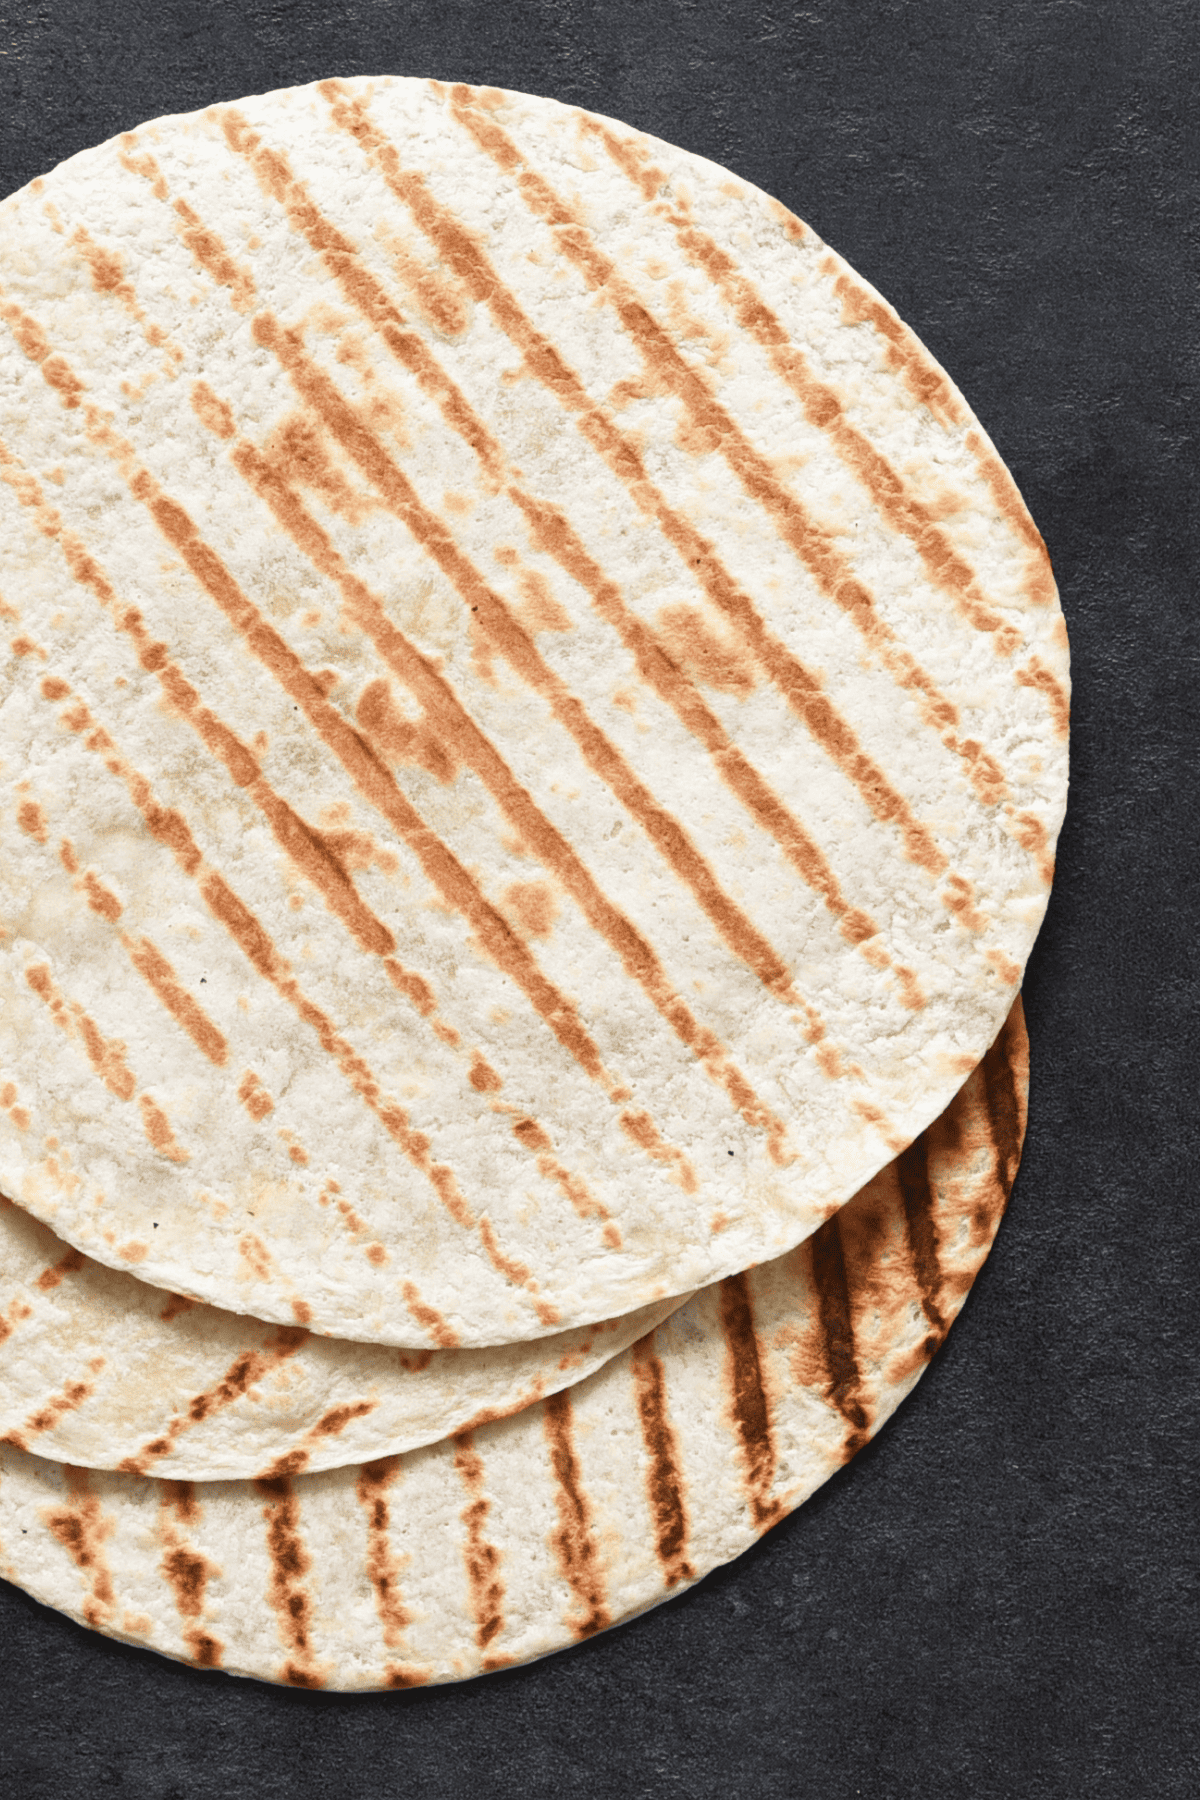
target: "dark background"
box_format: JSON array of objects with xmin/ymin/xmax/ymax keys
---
[{"xmin": 0, "ymin": 2, "xmax": 1196, "ymax": 1795}]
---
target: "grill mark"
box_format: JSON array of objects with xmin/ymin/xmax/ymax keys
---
[
  {"xmin": 895, "ymin": 1132, "xmax": 948, "ymax": 1337},
  {"xmin": 807, "ymin": 1216, "xmax": 872, "ymax": 1456},
  {"xmin": 1, "ymin": 1366, "xmax": 101, "ymax": 1452},
  {"xmin": 446, "ymin": 91, "xmax": 995, "ymax": 820},
  {"xmin": 1015, "ymin": 655, "xmax": 1071, "ymax": 740},
  {"xmin": 42, "ymin": 1464, "xmax": 115, "ymax": 1629},
  {"xmin": 630, "ymin": 1333, "xmax": 693, "ymax": 1586},
  {"xmin": 225, "ymin": 388, "xmax": 788, "ymax": 1148},
  {"xmin": 1, "ymin": 1077, "xmax": 31, "ymax": 1134},
  {"xmin": 0, "ymin": 460, "xmax": 548, "ymax": 1304},
  {"xmin": 157, "ymin": 123, "xmax": 915, "ymax": 1010},
  {"xmin": 38, "ymin": 781, "xmax": 230, "ymax": 1074},
  {"xmin": 718, "ymin": 1271, "xmax": 782, "ymax": 1527},
  {"xmin": 116, "ymin": 1329, "xmax": 307, "ymax": 1476},
  {"xmin": 354, "ymin": 1457, "xmax": 427, "ymax": 1683},
  {"xmin": 542, "ymin": 1389, "xmax": 610, "ymax": 1637},
  {"xmin": 67, "ymin": 222, "xmax": 184, "ymax": 370},
  {"xmin": 17, "ymin": 798, "xmax": 48, "ymax": 841},
  {"xmin": 453, "ymin": 1433, "xmax": 508, "ymax": 1664},
  {"xmin": 253, "ymin": 1474, "xmax": 325, "ymax": 1687},
  {"xmin": 963, "ymin": 427, "xmax": 1060, "ymax": 611},
  {"xmin": 322, "ymin": 87, "xmax": 950, "ymax": 887},
  {"xmin": 979, "ymin": 997, "xmax": 1026, "ymax": 1197},
  {"xmin": 249, "ymin": 317, "xmax": 820, "ymax": 1034},
  {"xmin": 34, "ymin": 1244, "xmax": 87, "ymax": 1291},
  {"xmin": 160, "ymin": 1481, "xmax": 223, "ymax": 1667},
  {"xmin": 121, "ymin": 936, "xmax": 229, "ymax": 1065},
  {"xmin": 590, "ymin": 120, "xmax": 1026, "ymax": 677},
  {"xmin": 24, "ymin": 961, "xmax": 137, "ymax": 1102}
]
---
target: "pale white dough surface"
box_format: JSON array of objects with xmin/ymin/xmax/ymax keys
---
[
  {"xmin": 0, "ymin": 1003, "xmax": 1027, "ymax": 1687},
  {"xmin": 0, "ymin": 77, "xmax": 1067, "ymax": 1344}
]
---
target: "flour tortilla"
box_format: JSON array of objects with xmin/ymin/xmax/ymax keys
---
[
  {"xmin": 0, "ymin": 1195, "xmax": 685, "ymax": 1479},
  {"xmin": 0, "ymin": 78, "xmax": 1066, "ymax": 1345},
  {"xmin": 0, "ymin": 1001, "xmax": 1026, "ymax": 1687}
]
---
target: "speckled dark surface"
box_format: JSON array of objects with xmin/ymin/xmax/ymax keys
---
[{"xmin": 0, "ymin": 4, "xmax": 1196, "ymax": 1796}]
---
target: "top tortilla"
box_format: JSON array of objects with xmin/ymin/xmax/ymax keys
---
[{"xmin": 0, "ymin": 77, "xmax": 1067, "ymax": 1346}]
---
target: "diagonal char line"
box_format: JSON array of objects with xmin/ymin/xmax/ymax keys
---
[
  {"xmin": 320, "ymin": 86, "xmax": 953, "ymax": 889},
  {"xmin": 21, "ymin": 958, "xmax": 189, "ymax": 1163},
  {"xmin": 448, "ymin": 86, "xmax": 1007, "ymax": 817},
  {"xmin": 163, "ymin": 123, "xmax": 919, "ymax": 1009},
  {"xmin": 117, "ymin": 1329, "xmax": 309, "ymax": 1476},
  {"xmin": 587, "ymin": 117, "xmax": 1026, "ymax": 678},
  {"xmin": 5, "ymin": 733, "xmax": 231, "ymax": 1071},
  {"xmin": 0, "ymin": 323, "xmax": 633, "ymax": 1312}
]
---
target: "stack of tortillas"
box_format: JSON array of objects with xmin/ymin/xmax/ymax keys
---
[{"xmin": 0, "ymin": 77, "xmax": 1067, "ymax": 1688}]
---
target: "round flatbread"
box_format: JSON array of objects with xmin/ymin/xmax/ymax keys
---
[
  {"xmin": 0, "ymin": 78, "xmax": 1066, "ymax": 1345},
  {"xmin": 0, "ymin": 1001, "xmax": 1026, "ymax": 1687},
  {"xmin": 0, "ymin": 1195, "xmax": 685, "ymax": 1479}
]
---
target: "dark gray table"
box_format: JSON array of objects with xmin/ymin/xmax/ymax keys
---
[{"xmin": 1, "ymin": 4, "xmax": 1196, "ymax": 1795}]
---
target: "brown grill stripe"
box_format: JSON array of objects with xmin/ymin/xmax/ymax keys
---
[
  {"xmin": 963, "ymin": 427, "xmax": 1059, "ymax": 611},
  {"xmin": 630, "ymin": 1332, "xmax": 694, "ymax": 1587},
  {"xmin": 117, "ymin": 1329, "xmax": 308, "ymax": 1476},
  {"xmin": 979, "ymin": 998, "xmax": 1026, "ymax": 1197},
  {"xmin": 248, "ymin": 314, "xmax": 822, "ymax": 1040},
  {"xmin": 188, "ymin": 120, "xmax": 910, "ymax": 999},
  {"xmin": 1015, "ymin": 655, "xmax": 1071, "ymax": 740},
  {"xmin": 446, "ymin": 90, "xmax": 1000, "ymax": 814},
  {"xmin": 453, "ymin": 1433, "xmax": 509, "ymax": 1665},
  {"xmin": 42, "ymin": 1464, "xmax": 115, "ymax": 1629},
  {"xmin": 354, "ymin": 1456, "xmax": 428, "ymax": 1685},
  {"xmin": 252, "ymin": 1473, "xmax": 325, "ymax": 1687},
  {"xmin": 717, "ymin": 1271, "xmax": 782, "ymax": 1529},
  {"xmin": 895, "ymin": 1131, "xmax": 949, "ymax": 1338},
  {"xmin": 121, "ymin": 936, "xmax": 229, "ymax": 1066},
  {"xmin": 589, "ymin": 119, "xmax": 1025, "ymax": 671},
  {"xmin": 24, "ymin": 960, "xmax": 137, "ymax": 1105},
  {"xmin": 808, "ymin": 1215, "xmax": 872, "ymax": 1457},
  {"xmin": 0, "ymin": 407, "xmax": 577, "ymax": 1305},
  {"xmin": 159, "ymin": 1481, "xmax": 223, "ymax": 1667},
  {"xmin": 33, "ymin": 1244, "xmax": 87, "ymax": 1292},
  {"xmin": 322, "ymin": 86, "xmax": 949, "ymax": 884},
  {"xmin": 28, "ymin": 770, "xmax": 230, "ymax": 1073},
  {"xmin": 542, "ymin": 1389, "xmax": 611, "ymax": 1638},
  {"xmin": 1, "ymin": 1367, "xmax": 100, "ymax": 1453}
]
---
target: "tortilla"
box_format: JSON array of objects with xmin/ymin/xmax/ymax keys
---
[
  {"xmin": 0, "ymin": 1000, "xmax": 1026, "ymax": 1687},
  {"xmin": 0, "ymin": 1194, "xmax": 685, "ymax": 1479},
  {"xmin": 0, "ymin": 77, "xmax": 1066, "ymax": 1345}
]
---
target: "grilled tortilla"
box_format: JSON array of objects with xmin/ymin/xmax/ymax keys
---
[{"xmin": 0, "ymin": 78, "xmax": 1066, "ymax": 1345}]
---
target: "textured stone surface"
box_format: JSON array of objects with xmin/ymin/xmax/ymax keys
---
[{"xmin": 0, "ymin": 1, "xmax": 1195, "ymax": 1796}]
